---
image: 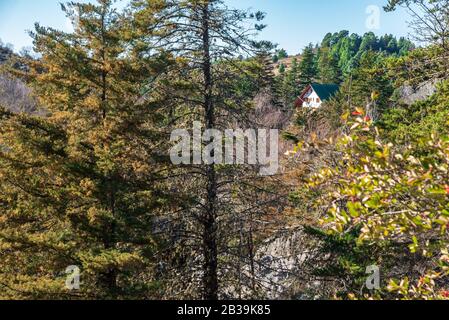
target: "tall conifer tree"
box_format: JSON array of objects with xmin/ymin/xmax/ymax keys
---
[
  {"xmin": 0, "ymin": 0, "xmax": 173, "ymax": 299},
  {"xmin": 298, "ymin": 44, "xmax": 318, "ymax": 90},
  {"xmin": 130, "ymin": 0, "xmax": 279, "ymax": 300}
]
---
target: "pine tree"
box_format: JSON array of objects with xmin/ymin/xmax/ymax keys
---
[
  {"xmin": 298, "ymin": 44, "xmax": 317, "ymax": 90},
  {"xmin": 130, "ymin": 0, "xmax": 280, "ymax": 300},
  {"xmin": 303, "ymin": 226, "xmax": 382, "ymax": 299},
  {"xmin": 279, "ymin": 63, "xmax": 286, "ymax": 73},
  {"xmin": 276, "ymin": 48, "xmax": 288, "ymax": 60},
  {"xmin": 0, "ymin": 0, "xmax": 173, "ymax": 299},
  {"xmin": 256, "ymin": 51, "xmax": 282, "ymax": 108},
  {"xmin": 348, "ymin": 51, "xmax": 393, "ymax": 114},
  {"xmin": 279, "ymin": 57, "xmax": 301, "ymax": 107},
  {"xmin": 317, "ymin": 46, "xmax": 342, "ymax": 84}
]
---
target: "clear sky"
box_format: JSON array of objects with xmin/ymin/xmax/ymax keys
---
[{"xmin": 0, "ymin": 0, "xmax": 412, "ymax": 54}]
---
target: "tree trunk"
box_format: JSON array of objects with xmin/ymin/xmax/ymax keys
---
[{"xmin": 201, "ymin": 2, "xmax": 219, "ymax": 301}]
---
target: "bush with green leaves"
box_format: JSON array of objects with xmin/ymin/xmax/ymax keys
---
[
  {"xmin": 380, "ymin": 80, "xmax": 449, "ymax": 144},
  {"xmin": 303, "ymin": 111, "xmax": 449, "ymax": 299}
]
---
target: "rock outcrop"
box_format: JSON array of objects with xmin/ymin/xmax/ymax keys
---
[{"xmin": 397, "ymin": 79, "xmax": 439, "ymax": 106}]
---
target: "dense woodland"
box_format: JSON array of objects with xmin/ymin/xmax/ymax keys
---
[
  {"xmin": 0, "ymin": 0, "xmax": 448, "ymax": 300},
  {"xmin": 275, "ymin": 31, "xmax": 415, "ymax": 107}
]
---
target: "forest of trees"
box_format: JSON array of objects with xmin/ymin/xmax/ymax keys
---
[
  {"xmin": 276, "ymin": 31, "xmax": 415, "ymax": 107},
  {"xmin": 0, "ymin": 0, "xmax": 448, "ymax": 301}
]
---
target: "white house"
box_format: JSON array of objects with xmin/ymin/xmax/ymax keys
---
[{"xmin": 296, "ymin": 83, "xmax": 339, "ymax": 109}]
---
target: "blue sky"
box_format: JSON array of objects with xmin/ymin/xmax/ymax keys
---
[{"xmin": 0, "ymin": 0, "xmax": 411, "ymax": 54}]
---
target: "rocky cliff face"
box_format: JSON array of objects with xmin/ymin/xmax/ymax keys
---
[
  {"xmin": 252, "ymin": 228, "xmax": 312, "ymax": 299},
  {"xmin": 222, "ymin": 227, "xmax": 324, "ymax": 300},
  {"xmin": 397, "ymin": 79, "xmax": 439, "ymax": 105}
]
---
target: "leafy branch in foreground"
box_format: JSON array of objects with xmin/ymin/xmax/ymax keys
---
[{"xmin": 304, "ymin": 109, "xmax": 449, "ymax": 299}]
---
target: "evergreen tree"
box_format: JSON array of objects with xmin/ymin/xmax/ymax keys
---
[
  {"xmin": 279, "ymin": 63, "xmax": 286, "ymax": 73},
  {"xmin": 279, "ymin": 57, "xmax": 301, "ymax": 107},
  {"xmin": 130, "ymin": 0, "xmax": 277, "ymax": 300},
  {"xmin": 256, "ymin": 51, "xmax": 282, "ymax": 107},
  {"xmin": 348, "ymin": 51, "xmax": 393, "ymax": 113},
  {"xmin": 317, "ymin": 46, "xmax": 342, "ymax": 84},
  {"xmin": 298, "ymin": 44, "xmax": 317, "ymax": 90},
  {"xmin": 0, "ymin": 0, "xmax": 173, "ymax": 299},
  {"xmin": 277, "ymin": 48, "xmax": 288, "ymax": 60},
  {"xmin": 359, "ymin": 32, "xmax": 379, "ymax": 52}
]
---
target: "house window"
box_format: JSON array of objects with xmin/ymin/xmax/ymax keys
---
[{"xmin": 317, "ymin": 98, "xmax": 321, "ymax": 103}]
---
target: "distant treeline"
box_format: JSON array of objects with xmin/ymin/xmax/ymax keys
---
[
  {"xmin": 320, "ymin": 31, "xmax": 415, "ymax": 74},
  {"xmin": 275, "ymin": 31, "xmax": 415, "ymax": 107}
]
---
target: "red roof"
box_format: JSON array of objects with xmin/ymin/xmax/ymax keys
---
[{"xmin": 295, "ymin": 84, "xmax": 313, "ymax": 108}]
